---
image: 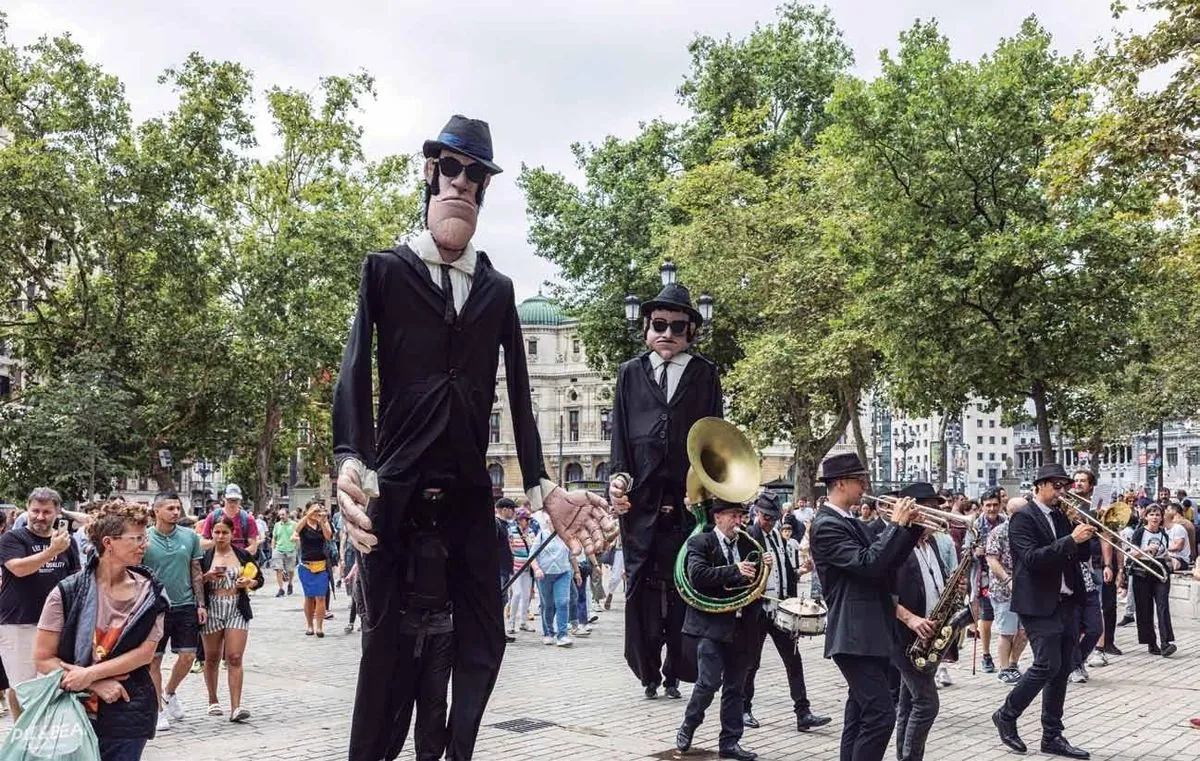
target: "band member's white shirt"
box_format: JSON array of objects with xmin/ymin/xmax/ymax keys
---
[
  {"xmin": 410, "ymin": 230, "xmax": 476, "ymax": 313},
  {"xmin": 913, "ymin": 542, "xmax": 945, "ymax": 617},
  {"xmin": 1033, "ymin": 499, "xmax": 1073, "ymax": 595}
]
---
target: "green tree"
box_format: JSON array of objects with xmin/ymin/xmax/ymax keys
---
[
  {"xmin": 824, "ymin": 18, "xmax": 1162, "ymax": 461},
  {"xmin": 221, "ymin": 72, "xmax": 420, "ymax": 513}
]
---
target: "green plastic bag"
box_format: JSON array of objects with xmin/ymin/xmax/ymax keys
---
[{"xmin": 0, "ymin": 670, "xmax": 100, "ymax": 761}]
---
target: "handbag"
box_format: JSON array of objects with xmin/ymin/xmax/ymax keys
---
[{"xmin": 0, "ymin": 670, "xmax": 101, "ymax": 760}]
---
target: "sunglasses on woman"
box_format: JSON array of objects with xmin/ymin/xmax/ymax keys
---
[{"xmin": 436, "ymin": 156, "xmax": 489, "ymax": 184}]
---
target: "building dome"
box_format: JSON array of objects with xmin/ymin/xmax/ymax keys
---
[{"xmin": 517, "ymin": 294, "xmax": 571, "ymax": 326}]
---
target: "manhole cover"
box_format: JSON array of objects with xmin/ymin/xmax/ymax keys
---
[{"xmin": 490, "ymin": 718, "xmax": 556, "ymax": 734}]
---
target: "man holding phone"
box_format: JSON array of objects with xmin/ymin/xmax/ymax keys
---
[{"xmin": 0, "ymin": 487, "xmax": 81, "ymax": 717}]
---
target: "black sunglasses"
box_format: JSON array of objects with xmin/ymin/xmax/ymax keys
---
[
  {"xmin": 650, "ymin": 318, "xmax": 691, "ymax": 335},
  {"xmin": 436, "ymin": 156, "xmax": 489, "ymax": 184}
]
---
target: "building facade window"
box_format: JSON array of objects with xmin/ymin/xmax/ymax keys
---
[
  {"xmin": 595, "ymin": 461, "xmax": 610, "ymax": 482},
  {"xmin": 600, "ymin": 408, "xmax": 611, "ymax": 441},
  {"xmin": 527, "ymin": 338, "xmax": 537, "ymax": 358},
  {"xmin": 569, "ymin": 410, "xmax": 580, "ymax": 442},
  {"xmin": 488, "ymin": 463, "xmax": 504, "ymax": 488},
  {"xmin": 565, "ymin": 462, "xmax": 583, "ymax": 483},
  {"xmin": 489, "ymin": 412, "xmax": 501, "ymax": 444},
  {"xmin": 977, "ymin": 436, "xmax": 983, "ymax": 444}
]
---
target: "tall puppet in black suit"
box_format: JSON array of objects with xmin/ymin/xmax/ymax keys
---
[
  {"xmin": 333, "ymin": 116, "xmax": 616, "ymax": 761},
  {"xmin": 991, "ymin": 463, "xmax": 1093, "ymax": 760},
  {"xmin": 608, "ymin": 284, "xmax": 722, "ymax": 700},
  {"xmin": 809, "ymin": 453, "xmax": 923, "ymax": 761}
]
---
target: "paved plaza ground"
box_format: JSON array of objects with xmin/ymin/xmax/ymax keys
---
[{"xmin": 8, "ymin": 585, "xmax": 1200, "ymax": 761}]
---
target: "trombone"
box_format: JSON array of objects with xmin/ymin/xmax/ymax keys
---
[
  {"xmin": 1058, "ymin": 490, "xmax": 1169, "ymax": 582},
  {"xmin": 862, "ymin": 494, "xmax": 976, "ymax": 533}
]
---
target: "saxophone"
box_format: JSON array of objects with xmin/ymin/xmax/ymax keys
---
[{"xmin": 908, "ymin": 525, "xmax": 978, "ymax": 672}]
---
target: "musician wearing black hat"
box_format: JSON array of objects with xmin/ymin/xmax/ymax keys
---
[
  {"xmin": 809, "ymin": 453, "xmax": 924, "ymax": 761},
  {"xmin": 992, "ymin": 463, "xmax": 1094, "ymax": 760},
  {"xmin": 674, "ymin": 498, "xmax": 771, "ymax": 761},
  {"xmin": 741, "ymin": 490, "xmax": 831, "ymax": 734},
  {"xmin": 609, "ymin": 283, "xmax": 723, "ymax": 701},
  {"xmin": 334, "ymin": 115, "xmax": 616, "ymax": 761}
]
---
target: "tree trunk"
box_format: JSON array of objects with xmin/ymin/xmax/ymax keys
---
[
  {"xmin": 1087, "ymin": 431, "xmax": 1103, "ymax": 482},
  {"xmin": 788, "ymin": 391, "xmax": 854, "ymax": 504},
  {"xmin": 1031, "ymin": 379, "xmax": 1054, "ymax": 462},
  {"xmin": 255, "ymin": 395, "xmax": 283, "ymax": 515},
  {"xmin": 848, "ymin": 393, "xmax": 869, "ymax": 471},
  {"xmin": 791, "ymin": 451, "xmax": 819, "ymax": 503}
]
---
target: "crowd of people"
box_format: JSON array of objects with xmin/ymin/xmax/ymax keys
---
[{"xmin": 0, "ymin": 483, "xmax": 360, "ymax": 761}]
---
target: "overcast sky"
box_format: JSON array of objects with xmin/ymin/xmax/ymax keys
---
[{"xmin": 6, "ymin": 1, "xmax": 1140, "ymax": 301}]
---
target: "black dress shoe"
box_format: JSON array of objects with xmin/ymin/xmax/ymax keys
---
[
  {"xmin": 675, "ymin": 723, "xmax": 695, "ymax": 752},
  {"xmin": 1101, "ymin": 643, "xmax": 1123, "ymax": 656},
  {"xmin": 992, "ymin": 710, "xmax": 1026, "ymax": 753},
  {"xmin": 644, "ymin": 684, "xmax": 658, "ymax": 700},
  {"xmin": 796, "ymin": 712, "xmax": 832, "ymax": 730},
  {"xmin": 1117, "ymin": 615, "xmax": 1134, "ymax": 627},
  {"xmin": 718, "ymin": 744, "xmax": 757, "ymax": 760},
  {"xmin": 665, "ymin": 685, "xmax": 682, "ymax": 699},
  {"xmin": 1148, "ymin": 644, "xmax": 1161, "ymax": 655},
  {"xmin": 1041, "ymin": 736, "xmax": 1089, "ymax": 759},
  {"xmin": 1161, "ymin": 643, "xmax": 1177, "ymax": 657},
  {"xmin": 742, "ymin": 712, "xmax": 760, "ymax": 729}
]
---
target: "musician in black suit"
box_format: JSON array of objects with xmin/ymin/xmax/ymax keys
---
[
  {"xmin": 674, "ymin": 498, "xmax": 771, "ymax": 761},
  {"xmin": 992, "ymin": 463, "xmax": 1094, "ymax": 760},
  {"xmin": 892, "ymin": 487, "xmax": 960, "ymax": 761},
  {"xmin": 741, "ymin": 490, "xmax": 831, "ymax": 733},
  {"xmin": 809, "ymin": 453, "xmax": 923, "ymax": 761}
]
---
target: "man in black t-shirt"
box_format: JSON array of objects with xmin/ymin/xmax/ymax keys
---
[{"xmin": 0, "ymin": 487, "xmax": 80, "ymax": 717}]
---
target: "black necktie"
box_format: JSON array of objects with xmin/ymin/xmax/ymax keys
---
[
  {"xmin": 659, "ymin": 361, "xmax": 671, "ymax": 395},
  {"xmin": 724, "ymin": 538, "xmax": 736, "ymax": 564},
  {"xmin": 440, "ymin": 264, "xmax": 456, "ymax": 324}
]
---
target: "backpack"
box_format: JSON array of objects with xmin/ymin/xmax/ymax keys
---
[{"xmin": 207, "ymin": 508, "xmax": 252, "ymax": 553}]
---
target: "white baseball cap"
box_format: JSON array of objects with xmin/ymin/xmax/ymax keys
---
[{"xmin": 224, "ymin": 484, "xmax": 243, "ymax": 501}]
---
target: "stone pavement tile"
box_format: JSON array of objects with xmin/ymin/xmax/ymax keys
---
[{"xmin": 2, "ymin": 588, "xmax": 1200, "ymax": 760}]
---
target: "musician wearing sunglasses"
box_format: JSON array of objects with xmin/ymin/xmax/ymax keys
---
[
  {"xmin": 992, "ymin": 463, "xmax": 1094, "ymax": 760},
  {"xmin": 334, "ymin": 115, "xmax": 617, "ymax": 761},
  {"xmin": 608, "ymin": 283, "xmax": 722, "ymax": 701}
]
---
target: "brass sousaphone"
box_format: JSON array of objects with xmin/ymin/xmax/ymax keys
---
[{"xmin": 674, "ymin": 417, "xmax": 769, "ymax": 613}]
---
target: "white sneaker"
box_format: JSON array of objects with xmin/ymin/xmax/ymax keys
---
[
  {"xmin": 935, "ymin": 665, "xmax": 952, "ymax": 687},
  {"xmin": 570, "ymin": 624, "xmax": 591, "ymax": 637},
  {"xmin": 164, "ymin": 692, "xmax": 185, "ymax": 721},
  {"xmin": 556, "ymin": 636, "xmax": 574, "ymax": 647},
  {"xmin": 542, "ymin": 636, "xmax": 555, "ymax": 645},
  {"xmin": 1068, "ymin": 667, "xmax": 1088, "ymax": 684},
  {"xmin": 1087, "ymin": 651, "xmax": 1108, "ymax": 668},
  {"xmin": 156, "ymin": 710, "xmax": 171, "ymax": 731}
]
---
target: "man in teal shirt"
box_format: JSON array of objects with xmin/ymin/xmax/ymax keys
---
[
  {"xmin": 143, "ymin": 491, "xmax": 205, "ymax": 732},
  {"xmin": 272, "ymin": 506, "xmax": 298, "ymax": 596}
]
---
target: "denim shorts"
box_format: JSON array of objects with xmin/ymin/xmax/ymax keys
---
[{"xmin": 990, "ymin": 598, "xmax": 1020, "ymax": 637}]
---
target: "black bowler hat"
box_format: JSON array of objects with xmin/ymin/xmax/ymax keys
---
[
  {"xmin": 710, "ymin": 497, "xmax": 749, "ymax": 516},
  {"xmin": 753, "ymin": 490, "xmax": 782, "ymax": 520},
  {"xmin": 900, "ymin": 482, "xmax": 940, "ymax": 503},
  {"xmin": 423, "ymin": 115, "xmax": 503, "ymax": 175},
  {"xmin": 819, "ymin": 453, "xmax": 870, "ymax": 483},
  {"xmin": 1033, "ymin": 462, "xmax": 1071, "ymax": 485},
  {"xmin": 641, "ymin": 283, "xmax": 703, "ymax": 327}
]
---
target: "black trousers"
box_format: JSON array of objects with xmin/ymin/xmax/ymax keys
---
[
  {"xmin": 1132, "ymin": 574, "xmax": 1174, "ymax": 648},
  {"xmin": 743, "ymin": 614, "xmax": 810, "ymax": 716},
  {"xmin": 831, "ymin": 654, "xmax": 895, "ymax": 761},
  {"xmin": 1101, "ymin": 576, "xmax": 1117, "ymax": 648},
  {"xmin": 1000, "ymin": 601, "xmax": 1076, "ymax": 738},
  {"xmin": 684, "ymin": 635, "xmax": 751, "ymax": 751},
  {"xmin": 348, "ymin": 487, "xmax": 503, "ymax": 761},
  {"xmin": 894, "ymin": 657, "xmax": 939, "ymax": 761},
  {"xmin": 627, "ymin": 578, "xmax": 685, "ymax": 688}
]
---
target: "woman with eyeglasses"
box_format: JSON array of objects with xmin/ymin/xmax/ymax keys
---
[
  {"xmin": 200, "ymin": 514, "xmax": 264, "ymax": 722},
  {"xmin": 33, "ymin": 500, "xmax": 169, "ymax": 761}
]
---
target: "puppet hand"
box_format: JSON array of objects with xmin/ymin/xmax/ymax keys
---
[
  {"xmin": 543, "ymin": 486, "xmax": 619, "ymax": 557},
  {"xmin": 338, "ymin": 459, "xmax": 379, "ymax": 555}
]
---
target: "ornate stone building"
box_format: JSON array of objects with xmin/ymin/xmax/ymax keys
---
[{"xmin": 488, "ymin": 295, "xmax": 615, "ymax": 498}]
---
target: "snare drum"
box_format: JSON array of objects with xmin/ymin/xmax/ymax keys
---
[{"xmin": 771, "ymin": 597, "xmax": 828, "ymax": 637}]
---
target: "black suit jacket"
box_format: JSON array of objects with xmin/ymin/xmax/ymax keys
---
[
  {"xmin": 810, "ymin": 504, "xmax": 922, "ymax": 659},
  {"xmin": 1008, "ymin": 500, "xmax": 1091, "ymax": 617},
  {"xmin": 891, "ymin": 544, "xmax": 949, "ymax": 662},
  {"xmin": 681, "ymin": 530, "xmax": 760, "ymax": 644}
]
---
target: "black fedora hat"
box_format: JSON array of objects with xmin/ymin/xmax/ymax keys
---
[
  {"xmin": 752, "ymin": 490, "xmax": 782, "ymax": 520},
  {"xmin": 709, "ymin": 497, "xmax": 749, "ymax": 516},
  {"xmin": 640, "ymin": 283, "xmax": 703, "ymax": 327},
  {"xmin": 423, "ymin": 115, "xmax": 503, "ymax": 175},
  {"xmin": 900, "ymin": 482, "xmax": 939, "ymax": 503},
  {"xmin": 1033, "ymin": 462, "xmax": 1071, "ymax": 485},
  {"xmin": 819, "ymin": 453, "xmax": 870, "ymax": 483}
]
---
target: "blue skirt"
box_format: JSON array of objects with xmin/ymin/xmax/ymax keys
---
[{"xmin": 297, "ymin": 565, "xmax": 329, "ymax": 598}]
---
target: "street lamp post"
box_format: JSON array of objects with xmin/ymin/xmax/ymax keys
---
[
  {"xmin": 897, "ymin": 424, "xmax": 915, "ymax": 485},
  {"xmin": 624, "ymin": 260, "xmax": 715, "ymax": 337}
]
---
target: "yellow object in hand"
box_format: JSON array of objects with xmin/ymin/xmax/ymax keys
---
[{"xmin": 240, "ymin": 562, "xmax": 258, "ymax": 580}]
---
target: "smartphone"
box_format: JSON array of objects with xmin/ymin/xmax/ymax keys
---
[
  {"xmin": 212, "ymin": 565, "xmax": 227, "ymax": 575},
  {"xmin": 53, "ymin": 518, "xmax": 70, "ymax": 532}
]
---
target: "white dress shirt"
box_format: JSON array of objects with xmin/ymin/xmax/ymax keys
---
[
  {"xmin": 648, "ymin": 351, "xmax": 693, "ymax": 402},
  {"xmin": 410, "ymin": 229, "xmax": 475, "ymax": 313},
  {"xmin": 1035, "ymin": 500, "xmax": 1073, "ymax": 595},
  {"xmin": 913, "ymin": 542, "xmax": 946, "ymax": 617}
]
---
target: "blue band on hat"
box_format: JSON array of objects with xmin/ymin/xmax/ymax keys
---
[{"xmin": 438, "ymin": 132, "xmax": 484, "ymax": 158}]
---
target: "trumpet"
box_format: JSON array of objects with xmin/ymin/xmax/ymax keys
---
[
  {"xmin": 862, "ymin": 494, "xmax": 975, "ymax": 533},
  {"xmin": 1058, "ymin": 490, "xmax": 1169, "ymax": 582}
]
